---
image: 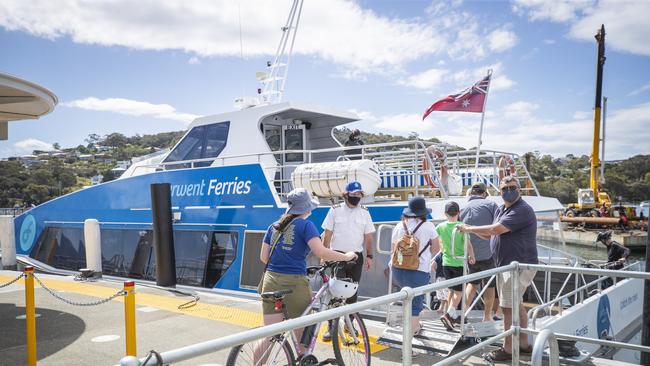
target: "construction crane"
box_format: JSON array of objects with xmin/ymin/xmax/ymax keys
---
[{"xmin": 566, "ymin": 24, "xmax": 612, "ymax": 217}]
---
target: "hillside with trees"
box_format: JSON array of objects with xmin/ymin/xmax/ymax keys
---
[{"xmin": 1, "ymin": 128, "xmax": 647, "ymax": 207}]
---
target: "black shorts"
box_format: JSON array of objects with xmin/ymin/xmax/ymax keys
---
[
  {"xmin": 442, "ymin": 266, "xmax": 464, "ymax": 292},
  {"xmin": 468, "ymin": 259, "xmax": 496, "ymax": 288}
]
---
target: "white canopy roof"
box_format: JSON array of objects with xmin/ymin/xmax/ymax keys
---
[{"xmin": 0, "ymin": 72, "xmax": 58, "ymax": 140}]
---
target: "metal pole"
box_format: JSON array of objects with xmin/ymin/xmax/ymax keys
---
[
  {"xmin": 512, "ymin": 263, "xmax": 520, "ymax": 365},
  {"xmin": 124, "ymin": 281, "xmax": 137, "ymax": 357},
  {"xmin": 641, "ymin": 222, "xmax": 650, "ymax": 366},
  {"xmin": 473, "ymin": 69, "xmax": 492, "ymax": 181},
  {"xmin": 600, "ymin": 96, "xmax": 607, "ymax": 184},
  {"xmin": 24, "ymin": 266, "xmax": 37, "ymax": 366},
  {"xmin": 401, "ymin": 287, "xmax": 414, "ymax": 366}
]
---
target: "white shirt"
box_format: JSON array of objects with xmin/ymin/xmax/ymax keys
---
[
  {"xmin": 391, "ymin": 218, "xmax": 439, "ymax": 273},
  {"xmin": 322, "ymin": 204, "xmax": 375, "ymax": 252}
]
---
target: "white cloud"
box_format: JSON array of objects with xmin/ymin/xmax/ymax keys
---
[
  {"xmin": 398, "ymin": 68, "xmax": 449, "ymax": 91},
  {"xmin": 0, "ymin": 0, "xmax": 445, "ymax": 77},
  {"xmin": 488, "ymin": 28, "xmax": 518, "ymax": 52},
  {"xmin": 63, "ymin": 97, "xmax": 199, "ymax": 123},
  {"xmin": 513, "ymin": 0, "xmax": 650, "ymax": 56},
  {"xmin": 543, "ymin": 39, "xmax": 556, "ymax": 44},
  {"xmin": 573, "ymin": 110, "xmax": 591, "ymax": 119},
  {"xmin": 374, "ymin": 113, "xmax": 434, "ymax": 133},
  {"xmin": 628, "ymin": 83, "xmax": 650, "ymax": 96},
  {"xmin": 188, "ymin": 56, "xmax": 201, "ymax": 65},
  {"xmin": 0, "ymin": 1, "xmax": 522, "ymax": 78},
  {"xmin": 512, "ymin": 0, "xmax": 594, "ymax": 22},
  {"xmin": 14, "ymin": 138, "xmax": 52, "ymax": 153},
  {"xmin": 450, "ymin": 62, "xmax": 515, "ymax": 92}
]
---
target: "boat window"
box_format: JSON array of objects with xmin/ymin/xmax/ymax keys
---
[
  {"xmin": 205, "ymin": 231, "xmax": 239, "ymax": 288},
  {"xmin": 30, "ymin": 227, "xmax": 86, "ymax": 271},
  {"xmin": 284, "ymin": 126, "xmax": 304, "ymax": 163},
  {"xmin": 239, "ymin": 231, "xmax": 266, "ymax": 289},
  {"xmin": 164, "ymin": 121, "xmax": 230, "ymax": 167},
  {"xmin": 29, "ymin": 226, "xmax": 238, "ymax": 288},
  {"xmin": 100, "ymin": 229, "xmax": 153, "ymax": 278}
]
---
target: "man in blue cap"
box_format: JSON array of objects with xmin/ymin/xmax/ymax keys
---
[{"xmin": 321, "ymin": 181, "xmax": 375, "ymax": 340}]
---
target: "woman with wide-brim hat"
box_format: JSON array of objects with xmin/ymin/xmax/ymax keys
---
[
  {"xmin": 259, "ymin": 188, "xmax": 357, "ymax": 327},
  {"xmin": 390, "ymin": 196, "xmax": 440, "ymax": 336}
]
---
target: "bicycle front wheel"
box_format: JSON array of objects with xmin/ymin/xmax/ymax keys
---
[
  {"xmin": 226, "ymin": 335, "xmax": 296, "ymax": 366},
  {"xmin": 331, "ymin": 312, "xmax": 371, "ymax": 366}
]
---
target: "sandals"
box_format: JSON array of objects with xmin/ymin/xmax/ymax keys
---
[
  {"xmin": 485, "ymin": 345, "xmax": 533, "ymax": 361},
  {"xmin": 485, "ymin": 347, "xmax": 511, "ymax": 361}
]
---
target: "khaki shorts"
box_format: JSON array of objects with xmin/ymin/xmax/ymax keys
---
[
  {"xmin": 497, "ymin": 269, "xmax": 537, "ymax": 308},
  {"xmin": 260, "ymin": 271, "xmax": 311, "ymax": 319}
]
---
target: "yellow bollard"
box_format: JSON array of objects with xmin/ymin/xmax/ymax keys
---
[
  {"xmin": 24, "ymin": 266, "xmax": 37, "ymax": 366},
  {"xmin": 124, "ymin": 281, "xmax": 137, "ymax": 356}
]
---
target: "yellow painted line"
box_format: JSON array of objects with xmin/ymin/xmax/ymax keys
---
[{"xmin": 0, "ymin": 275, "xmax": 387, "ymax": 353}]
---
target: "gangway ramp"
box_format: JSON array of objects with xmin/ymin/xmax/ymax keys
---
[{"xmin": 377, "ymin": 305, "xmax": 504, "ymax": 356}]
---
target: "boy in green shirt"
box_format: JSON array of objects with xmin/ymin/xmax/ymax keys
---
[{"xmin": 436, "ymin": 201, "xmax": 475, "ymax": 330}]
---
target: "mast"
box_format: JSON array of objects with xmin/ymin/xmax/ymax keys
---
[
  {"xmin": 590, "ymin": 24, "xmax": 606, "ymax": 196},
  {"xmin": 600, "ymin": 96, "xmax": 607, "ymax": 184},
  {"xmin": 259, "ymin": 0, "xmax": 304, "ymax": 105}
]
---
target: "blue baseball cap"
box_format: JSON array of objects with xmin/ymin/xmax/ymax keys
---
[
  {"xmin": 286, "ymin": 188, "xmax": 319, "ymax": 215},
  {"xmin": 345, "ymin": 181, "xmax": 363, "ymax": 194}
]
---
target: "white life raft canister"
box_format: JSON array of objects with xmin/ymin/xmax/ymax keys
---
[{"xmin": 291, "ymin": 159, "xmax": 381, "ymax": 197}]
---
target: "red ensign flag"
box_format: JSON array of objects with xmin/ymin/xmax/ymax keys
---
[{"xmin": 422, "ymin": 75, "xmax": 491, "ymax": 120}]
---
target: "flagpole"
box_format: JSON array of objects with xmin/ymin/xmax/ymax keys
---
[{"xmin": 473, "ymin": 69, "xmax": 492, "ymax": 183}]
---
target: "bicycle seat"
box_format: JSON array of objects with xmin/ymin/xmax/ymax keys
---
[{"xmin": 260, "ymin": 289, "xmax": 293, "ymax": 299}]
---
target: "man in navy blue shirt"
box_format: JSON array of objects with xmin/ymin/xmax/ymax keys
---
[{"xmin": 458, "ymin": 176, "xmax": 537, "ymax": 361}]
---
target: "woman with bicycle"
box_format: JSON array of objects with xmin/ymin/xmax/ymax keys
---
[{"xmin": 260, "ymin": 188, "xmax": 358, "ymax": 327}]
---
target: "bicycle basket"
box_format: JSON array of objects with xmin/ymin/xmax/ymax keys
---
[{"xmin": 328, "ymin": 278, "xmax": 359, "ymax": 300}]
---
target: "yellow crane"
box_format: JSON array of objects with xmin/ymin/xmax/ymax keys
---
[{"xmin": 566, "ymin": 24, "xmax": 612, "ymax": 217}]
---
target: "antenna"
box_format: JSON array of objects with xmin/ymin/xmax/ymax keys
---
[{"xmin": 259, "ymin": 0, "xmax": 304, "ymax": 104}]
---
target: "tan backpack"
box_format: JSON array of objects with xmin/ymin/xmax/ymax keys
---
[{"xmin": 391, "ymin": 219, "xmax": 430, "ymax": 270}]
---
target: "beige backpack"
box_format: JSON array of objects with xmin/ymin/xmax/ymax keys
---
[{"xmin": 391, "ymin": 219, "xmax": 430, "ymax": 270}]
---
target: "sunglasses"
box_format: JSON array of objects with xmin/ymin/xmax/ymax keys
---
[{"xmin": 500, "ymin": 186, "xmax": 518, "ymax": 192}]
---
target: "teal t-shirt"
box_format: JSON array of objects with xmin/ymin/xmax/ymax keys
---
[{"xmin": 435, "ymin": 221, "xmax": 466, "ymax": 267}]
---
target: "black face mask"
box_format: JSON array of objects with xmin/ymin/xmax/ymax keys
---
[{"xmin": 346, "ymin": 196, "xmax": 361, "ymax": 206}]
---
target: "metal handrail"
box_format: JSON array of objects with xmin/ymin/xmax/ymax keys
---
[
  {"xmin": 531, "ymin": 329, "xmax": 559, "ymax": 366},
  {"xmin": 119, "ymin": 263, "xmax": 518, "ymax": 366},
  {"xmin": 523, "ymin": 328, "xmax": 650, "ymax": 357}
]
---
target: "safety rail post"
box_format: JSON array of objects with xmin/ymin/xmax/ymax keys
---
[
  {"xmin": 531, "ymin": 329, "xmax": 560, "ymax": 366},
  {"xmin": 124, "ymin": 281, "xmax": 137, "ymax": 357},
  {"xmin": 24, "ymin": 266, "xmax": 37, "ymax": 366},
  {"xmin": 401, "ymin": 286, "xmax": 414, "ymax": 366},
  {"xmin": 512, "ymin": 262, "xmax": 520, "ymax": 365}
]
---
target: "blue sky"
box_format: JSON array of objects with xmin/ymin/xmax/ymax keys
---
[{"xmin": 1, "ymin": 0, "xmax": 649, "ymax": 159}]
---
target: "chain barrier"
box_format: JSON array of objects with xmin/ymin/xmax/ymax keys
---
[
  {"xmin": 0, "ymin": 273, "xmax": 25, "ymax": 288},
  {"xmin": 32, "ymin": 274, "xmax": 126, "ymax": 306}
]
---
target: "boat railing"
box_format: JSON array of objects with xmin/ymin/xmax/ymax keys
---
[
  {"xmin": 531, "ymin": 329, "xmax": 560, "ymax": 366},
  {"xmin": 128, "ymin": 139, "xmax": 539, "ymax": 202},
  {"xmin": 118, "ymin": 263, "xmax": 650, "ymax": 366}
]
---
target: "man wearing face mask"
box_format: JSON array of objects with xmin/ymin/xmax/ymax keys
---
[
  {"xmin": 458, "ymin": 175, "xmax": 538, "ymax": 361},
  {"xmin": 321, "ymin": 181, "xmax": 375, "ymax": 340}
]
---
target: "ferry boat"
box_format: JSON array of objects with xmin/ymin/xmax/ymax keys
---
[
  {"xmin": 10, "ymin": 0, "xmax": 568, "ymax": 296},
  {"xmin": 9, "ymin": 2, "xmax": 643, "ymax": 362}
]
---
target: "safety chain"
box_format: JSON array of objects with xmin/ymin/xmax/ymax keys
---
[
  {"xmin": 32, "ymin": 274, "xmax": 126, "ymax": 306},
  {"xmin": 0, "ymin": 273, "xmax": 25, "ymax": 288}
]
